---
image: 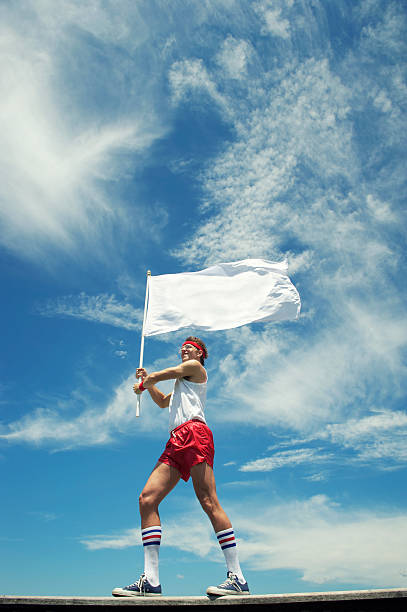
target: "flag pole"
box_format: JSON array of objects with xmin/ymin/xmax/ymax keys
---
[{"xmin": 136, "ymin": 269, "xmax": 151, "ymax": 417}]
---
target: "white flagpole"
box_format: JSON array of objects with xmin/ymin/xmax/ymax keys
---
[{"xmin": 136, "ymin": 270, "xmax": 151, "ymax": 417}]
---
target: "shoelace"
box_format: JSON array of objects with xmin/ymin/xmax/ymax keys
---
[
  {"xmin": 219, "ymin": 572, "xmax": 242, "ymax": 591},
  {"xmin": 127, "ymin": 574, "xmax": 146, "ymax": 592}
]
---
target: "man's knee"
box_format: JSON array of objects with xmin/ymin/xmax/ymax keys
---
[
  {"xmin": 139, "ymin": 489, "xmax": 158, "ymax": 512},
  {"xmin": 196, "ymin": 489, "xmax": 218, "ymax": 517}
]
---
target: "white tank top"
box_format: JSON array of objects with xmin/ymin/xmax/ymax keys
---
[{"xmin": 168, "ymin": 374, "xmax": 207, "ymax": 432}]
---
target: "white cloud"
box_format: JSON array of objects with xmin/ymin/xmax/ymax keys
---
[
  {"xmin": 167, "ymin": 9, "xmax": 407, "ymax": 458},
  {"xmin": 82, "ymin": 504, "xmax": 214, "ymax": 557},
  {"xmin": 211, "ymin": 315, "xmax": 403, "ymax": 432},
  {"xmin": 258, "ymin": 6, "xmax": 290, "ymax": 39},
  {"xmin": 325, "ymin": 411, "xmax": 407, "ymax": 447},
  {"xmin": 238, "ymin": 410, "xmax": 407, "ymax": 473},
  {"xmin": 321, "ymin": 410, "xmax": 407, "ymax": 465},
  {"xmin": 169, "ymin": 58, "xmax": 231, "ymax": 118},
  {"xmin": 373, "ymin": 89, "xmax": 393, "ymax": 114},
  {"xmin": 81, "ymin": 494, "xmax": 407, "ymax": 588},
  {"xmin": 0, "ymin": 2, "xmax": 167, "ymax": 264},
  {"xmin": 256, "ymin": 409, "xmax": 407, "ymax": 472},
  {"xmin": 236, "ymin": 495, "xmax": 407, "ymax": 586},
  {"xmin": 366, "ymin": 194, "xmax": 397, "ymax": 223},
  {"xmin": 304, "ymin": 472, "xmax": 328, "ymax": 482},
  {"xmin": 38, "ymin": 293, "xmax": 142, "ymax": 331},
  {"xmin": 204, "ymin": 302, "xmax": 407, "ymax": 478},
  {"xmin": 360, "ymin": 2, "xmax": 406, "ymax": 57},
  {"xmin": 173, "ymin": 57, "xmax": 355, "ymax": 266},
  {"xmin": 28, "ymin": 511, "xmax": 58, "ymax": 522},
  {"xmin": 224, "ymin": 480, "xmax": 267, "ymax": 487},
  {"xmin": 0, "ymin": 373, "xmax": 166, "ymax": 449},
  {"xmin": 216, "ymin": 36, "xmax": 252, "ymax": 79},
  {"xmin": 240, "ymin": 448, "xmax": 333, "ymax": 472},
  {"xmin": 82, "ymin": 527, "xmax": 140, "ymax": 551}
]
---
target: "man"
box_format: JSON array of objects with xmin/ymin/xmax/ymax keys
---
[{"xmin": 112, "ymin": 336, "xmax": 249, "ymax": 598}]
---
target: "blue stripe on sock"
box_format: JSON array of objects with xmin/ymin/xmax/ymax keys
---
[
  {"xmin": 142, "ymin": 528, "xmax": 162, "ymax": 535},
  {"xmin": 217, "ymin": 530, "xmax": 234, "ymax": 540},
  {"xmin": 221, "ymin": 542, "xmax": 237, "ymax": 550},
  {"xmin": 143, "ymin": 541, "xmax": 161, "ymax": 546}
]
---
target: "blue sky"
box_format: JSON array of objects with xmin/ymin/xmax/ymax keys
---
[{"xmin": 1, "ymin": 0, "xmax": 406, "ymax": 598}]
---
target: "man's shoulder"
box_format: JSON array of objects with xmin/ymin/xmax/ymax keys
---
[{"xmin": 181, "ymin": 360, "xmax": 207, "ymax": 383}]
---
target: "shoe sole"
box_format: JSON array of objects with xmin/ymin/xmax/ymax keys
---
[
  {"xmin": 112, "ymin": 589, "xmax": 162, "ymax": 597},
  {"xmin": 206, "ymin": 587, "xmax": 250, "ymax": 596}
]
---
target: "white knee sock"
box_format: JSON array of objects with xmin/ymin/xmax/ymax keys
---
[
  {"xmin": 142, "ymin": 526, "xmax": 161, "ymax": 586},
  {"xmin": 216, "ymin": 527, "xmax": 245, "ymax": 583}
]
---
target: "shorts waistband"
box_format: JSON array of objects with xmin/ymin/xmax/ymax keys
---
[{"xmin": 170, "ymin": 419, "xmax": 206, "ymax": 435}]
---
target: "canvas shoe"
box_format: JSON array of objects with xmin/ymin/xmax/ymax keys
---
[
  {"xmin": 206, "ymin": 571, "xmax": 250, "ymax": 596},
  {"xmin": 112, "ymin": 573, "xmax": 162, "ymax": 597}
]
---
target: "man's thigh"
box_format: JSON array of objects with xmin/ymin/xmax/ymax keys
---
[
  {"xmin": 141, "ymin": 461, "xmax": 181, "ymax": 503},
  {"xmin": 190, "ymin": 461, "xmax": 217, "ymax": 498}
]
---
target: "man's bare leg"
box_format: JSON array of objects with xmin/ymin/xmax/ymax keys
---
[
  {"xmin": 191, "ymin": 462, "xmax": 248, "ymax": 592},
  {"xmin": 190, "ymin": 462, "xmax": 231, "ymax": 532},
  {"xmin": 139, "ymin": 461, "xmax": 181, "ymax": 528},
  {"xmin": 116, "ymin": 462, "xmax": 181, "ymax": 592},
  {"xmin": 112, "ymin": 462, "xmax": 180, "ymax": 596}
]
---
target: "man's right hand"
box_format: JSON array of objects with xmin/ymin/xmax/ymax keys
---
[{"xmin": 133, "ymin": 382, "xmax": 144, "ymax": 395}]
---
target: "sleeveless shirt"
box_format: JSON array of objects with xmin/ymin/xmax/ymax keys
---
[{"xmin": 168, "ymin": 374, "xmax": 207, "ymax": 432}]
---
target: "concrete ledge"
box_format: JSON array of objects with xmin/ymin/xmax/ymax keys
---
[{"xmin": 1, "ymin": 589, "xmax": 407, "ymax": 610}]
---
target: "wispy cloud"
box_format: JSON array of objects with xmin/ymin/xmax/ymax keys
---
[
  {"xmin": 0, "ymin": 373, "xmax": 166, "ymax": 449},
  {"xmin": 236, "ymin": 494, "xmax": 407, "ymax": 587},
  {"xmin": 172, "ymin": 54, "xmax": 357, "ymax": 266},
  {"xmin": 81, "ymin": 494, "xmax": 407, "ymax": 587},
  {"xmin": 240, "ymin": 448, "xmax": 333, "ymax": 473},
  {"xmin": 82, "ymin": 506, "xmax": 214, "ymax": 557},
  {"xmin": 169, "ymin": 58, "xmax": 232, "ymax": 119},
  {"xmin": 223, "ymin": 480, "xmax": 268, "ymax": 488},
  {"xmin": 0, "ymin": 1, "xmax": 168, "ymax": 264},
  {"xmin": 320, "ymin": 410, "xmax": 407, "ymax": 465},
  {"xmin": 238, "ymin": 409, "xmax": 407, "ymax": 474},
  {"xmin": 165, "ymin": 2, "xmax": 407, "ymax": 471},
  {"xmin": 215, "ymin": 36, "xmax": 253, "ymax": 80},
  {"xmin": 255, "ymin": 2, "xmax": 291, "ymax": 39},
  {"xmin": 28, "ymin": 511, "xmax": 58, "ymax": 522},
  {"xmin": 38, "ymin": 293, "xmax": 142, "ymax": 331},
  {"xmin": 209, "ymin": 310, "xmax": 406, "ymax": 439}
]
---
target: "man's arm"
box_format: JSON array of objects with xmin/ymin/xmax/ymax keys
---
[
  {"xmin": 134, "ymin": 360, "xmax": 205, "ymax": 409},
  {"xmin": 143, "ymin": 360, "xmax": 204, "ymax": 386},
  {"xmin": 133, "ymin": 376, "xmax": 171, "ymax": 409},
  {"xmin": 146, "ymin": 386, "xmax": 172, "ymax": 409}
]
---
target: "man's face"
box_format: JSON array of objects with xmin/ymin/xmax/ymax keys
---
[{"xmin": 180, "ymin": 343, "xmax": 202, "ymax": 362}]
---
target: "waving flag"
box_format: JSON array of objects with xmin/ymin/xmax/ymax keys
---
[{"xmin": 143, "ymin": 259, "xmax": 301, "ymax": 337}]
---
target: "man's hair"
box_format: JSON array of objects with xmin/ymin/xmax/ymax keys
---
[{"xmin": 185, "ymin": 336, "xmax": 208, "ymax": 365}]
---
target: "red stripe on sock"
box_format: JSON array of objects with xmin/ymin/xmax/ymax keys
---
[{"xmin": 219, "ymin": 536, "xmax": 235, "ymax": 544}]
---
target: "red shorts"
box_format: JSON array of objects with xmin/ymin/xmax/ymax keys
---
[{"xmin": 158, "ymin": 420, "xmax": 215, "ymax": 482}]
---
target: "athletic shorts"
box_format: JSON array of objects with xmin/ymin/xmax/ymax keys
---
[{"xmin": 158, "ymin": 419, "xmax": 215, "ymax": 482}]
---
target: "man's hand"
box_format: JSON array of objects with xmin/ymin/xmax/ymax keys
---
[
  {"xmin": 134, "ymin": 367, "xmax": 147, "ymax": 394},
  {"xmin": 134, "ymin": 367, "xmax": 155, "ymax": 393},
  {"xmin": 133, "ymin": 382, "xmax": 143, "ymax": 395}
]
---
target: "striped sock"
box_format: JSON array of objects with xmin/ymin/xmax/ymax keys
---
[
  {"xmin": 142, "ymin": 526, "xmax": 161, "ymax": 587},
  {"xmin": 216, "ymin": 527, "xmax": 245, "ymax": 583}
]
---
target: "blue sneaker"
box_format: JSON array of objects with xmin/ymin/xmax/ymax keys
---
[
  {"xmin": 206, "ymin": 571, "xmax": 250, "ymax": 596},
  {"xmin": 112, "ymin": 574, "xmax": 162, "ymax": 597}
]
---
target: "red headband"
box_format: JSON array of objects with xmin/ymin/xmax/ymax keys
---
[{"xmin": 182, "ymin": 341, "xmax": 206, "ymax": 358}]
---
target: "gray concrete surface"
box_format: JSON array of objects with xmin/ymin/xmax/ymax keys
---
[{"xmin": 1, "ymin": 588, "xmax": 407, "ymax": 609}]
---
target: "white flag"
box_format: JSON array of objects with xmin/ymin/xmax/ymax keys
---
[{"xmin": 143, "ymin": 259, "xmax": 300, "ymax": 337}]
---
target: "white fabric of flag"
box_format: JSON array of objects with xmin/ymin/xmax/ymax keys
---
[{"xmin": 143, "ymin": 259, "xmax": 301, "ymax": 337}]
